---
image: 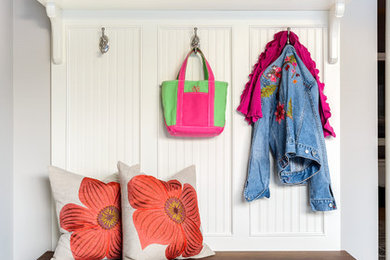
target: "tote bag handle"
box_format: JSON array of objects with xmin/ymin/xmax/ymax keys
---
[
  {"xmin": 175, "ymin": 49, "xmax": 215, "ymax": 128},
  {"xmin": 177, "ymin": 49, "xmax": 215, "ymax": 81}
]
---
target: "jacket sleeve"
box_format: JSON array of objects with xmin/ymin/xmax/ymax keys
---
[
  {"xmin": 307, "ymin": 82, "xmax": 337, "ymax": 211},
  {"xmin": 244, "ymin": 79, "xmax": 274, "ymax": 201},
  {"xmin": 308, "ymin": 169, "xmax": 337, "ymax": 211}
]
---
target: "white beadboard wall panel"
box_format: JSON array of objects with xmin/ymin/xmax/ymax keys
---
[
  {"xmin": 66, "ymin": 26, "xmax": 141, "ymax": 176},
  {"xmin": 157, "ymin": 27, "xmax": 233, "ymax": 236},
  {"xmin": 51, "ymin": 12, "xmax": 340, "ymax": 250},
  {"xmin": 248, "ymin": 27, "xmax": 326, "ymax": 236}
]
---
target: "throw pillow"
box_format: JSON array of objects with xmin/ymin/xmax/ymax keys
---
[
  {"xmin": 117, "ymin": 162, "xmax": 214, "ymax": 260},
  {"xmin": 49, "ymin": 166, "xmax": 122, "ymax": 260}
]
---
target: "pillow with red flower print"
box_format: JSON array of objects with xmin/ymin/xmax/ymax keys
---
[
  {"xmin": 49, "ymin": 166, "xmax": 122, "ymax": 260},
  {"xmin": 117, "ymin": 161, "xmax": 215, "ymax": 260}
]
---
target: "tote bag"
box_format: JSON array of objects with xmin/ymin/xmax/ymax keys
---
[{"xmin": 161, "ymin": 49, "xmax": 228, "ymax": 137}]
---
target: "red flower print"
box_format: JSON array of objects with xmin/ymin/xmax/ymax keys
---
[
  {"xmin": 275, "ymin": 102, "xmax": 286, "ymax": 124},
  {"xmin": 285, "ymin": 56, "xmax": 291, "ymax": 62},
  {"xmin": 284, "ymin": 64, "xmax": 290, "ymax": 71},
  {"xmin": 270, "ymin": 74, "xmax": 277, "ymax": 82},
  {"xmin": 274, "ymin": 67, "xmax": 281, "ymax": 74},
  {"xmin": 60, "ymin": 178, "xmax": 121, "ymax": 260},
  {"xmin": 128, "ymin": 175, "xmax": 203, "ymax": 260}
]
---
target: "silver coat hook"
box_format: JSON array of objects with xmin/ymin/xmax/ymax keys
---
[
  {"xmin": 99, "ymin": 27, "xmax": 109, "ymax": 54},
  {"xmin": 287, "ymin": 27, "xmax": 291, "ymax": 45},
  {"xmin": 191, "ymin": 27, "xmax": 200, "ymax": 54}
]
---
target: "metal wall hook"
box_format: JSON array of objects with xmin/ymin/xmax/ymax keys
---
[
  {"xmin": 191, "ymin": 27, "xmax": 200, "ymax": 54},
  {"xmin": 287, "ymin": 27, "xmax": 291, "ymax": 45},
  {"xmin": 99, "ymin": 27, "xmax": 110, "ymax": 54}
]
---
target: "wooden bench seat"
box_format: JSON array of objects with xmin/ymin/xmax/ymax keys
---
[{"xmin": 38, "ymin": 250, "xmax": 355, "ymax": 260}]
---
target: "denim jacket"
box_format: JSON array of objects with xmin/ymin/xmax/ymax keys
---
[{"xmin": 244, "ymin": 45, "xmax": 336, "ymax": 211}]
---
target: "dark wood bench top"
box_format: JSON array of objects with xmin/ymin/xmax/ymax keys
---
[{"xmin": 38, "ymin": 250, "xmax": 355, "ymax": 260}]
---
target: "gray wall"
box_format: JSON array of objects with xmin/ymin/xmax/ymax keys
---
[
  {"xmin": 13, "ymin": 0, "xmax": 52, "ymax": 259},
  {"xmin": 0, "ymin": 0, "xmax": 13, "ymax": 258},
  {"xmin": 340, "ymin": 0, "xmax": 378, "ymax": 259}
]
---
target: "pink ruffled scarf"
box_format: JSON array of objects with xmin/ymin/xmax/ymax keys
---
[{"xmin": 237, "ymin": 31, "xmax": 335, "ymax": 137}]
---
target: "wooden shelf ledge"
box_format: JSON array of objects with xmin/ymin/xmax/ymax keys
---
[
  {"xmin": 38, "ymin": 250, "xmax": 355, "ymax": 260},
  {"xmin": 37, "ymin": 0, "xmax": 348, "ymax": 11},
  {"xmin": 36, "ymin": 0, "xmax": 347, "ymax": 65}
]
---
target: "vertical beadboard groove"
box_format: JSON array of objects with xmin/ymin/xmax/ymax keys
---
[
  {"xmin": 66, "ymin": 26, "xmax": 141, "ymax": 177},
  {"xmin": 157, "ymin": 26, "xmax": 233, "ymax": 236},
  {"xmin": 249, "ymin": 26, "xmax": 325, "ymax": 237}
]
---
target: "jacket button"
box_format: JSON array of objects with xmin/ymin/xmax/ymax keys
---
[
  {"xmin": 305, "ymin": 149, "xmax": 309, "ymax": 154},
  {"xmin": 328, "ymin": 203, "xmax": 333, "ymax": 208}
]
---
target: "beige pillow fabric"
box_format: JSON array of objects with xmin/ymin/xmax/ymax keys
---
[
  {"xmin": 117, "ymin": 162, "xmax": 215, "ymax": 260},
  {"xmin": 49, "ymin": 166, "xmax": 122, "ymax": 260}
]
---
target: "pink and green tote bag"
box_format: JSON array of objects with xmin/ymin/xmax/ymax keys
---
[{"xmin": 161, "ymin": 49, "xmax": 228, "ymax": 137}]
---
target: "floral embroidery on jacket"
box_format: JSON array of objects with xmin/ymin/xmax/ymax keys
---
[
  {"xmin": 261, "ymin": 85, "xmax": 277, "ymax": 98},
  {"xmin": 263, "ymin": 65, "xmax": 281, "ymax": 82},
  {"xmin": 284, "ymin": 55, "xmax": 297, "ymax": 67},
  {"xmin": 283, "ymin": 54, "xmax": 300, "ymax": 81},
  {"xmin": 275, "ymin": 102, "xmax": 285, "ymax": 124},
  {"xmin": 287, "ymin": 98, "xmax": 293, "ymax": 119},
  {"xmin": 262, "ymin": 64, "xmax": 282, "ymax": 98}
]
